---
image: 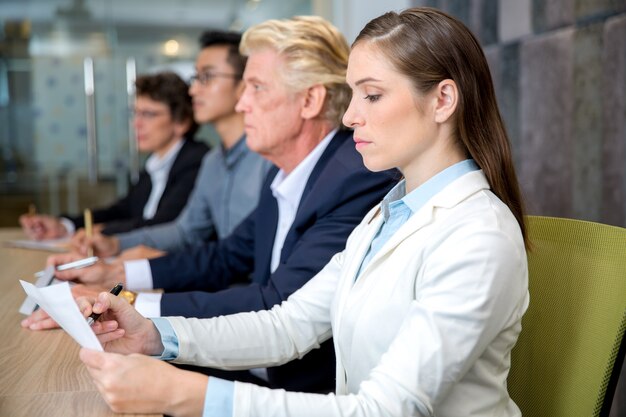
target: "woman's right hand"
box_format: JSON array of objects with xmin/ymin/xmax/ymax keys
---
[
  {"xmin": 76, "ymin": 291, "xmax": 164, "ymax": 356},
  {"xmin": 19, "ymin": 214, "xmax": 68, "ymax": 240}
]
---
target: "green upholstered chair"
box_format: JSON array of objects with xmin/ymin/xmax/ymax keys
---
[{"xmin": 508, "ymin": 216, "xmax": 626, "ymax": 417}]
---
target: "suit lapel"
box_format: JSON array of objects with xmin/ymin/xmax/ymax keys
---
[
  {"xmin": 255, "ymin": 167, "xmax": 280, "ymax": 283},
  {"xmin": 299, "ymin": 130, "xmax": 349, "ymax": 203},
  {"xmin": 280, "ymin": 130, "xmax": 350, "ymax": 259}
]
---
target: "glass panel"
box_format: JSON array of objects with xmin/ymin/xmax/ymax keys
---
[{"xmin": 0, "ymin": 0, "xmax": 312, "ymax": 228}]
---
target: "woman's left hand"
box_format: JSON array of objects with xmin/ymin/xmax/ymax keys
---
[{"xmin": 79, "ymin": 349, "xmax": 208, "ymax": 416}]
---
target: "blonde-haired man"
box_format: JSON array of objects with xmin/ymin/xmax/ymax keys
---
[{"xmin": 53, "ymin": 16, "xmax": 397, "ymax": 415}]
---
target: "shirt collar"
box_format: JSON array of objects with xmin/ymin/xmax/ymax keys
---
[
  {"xmin": 222, "ymin": 134, "xmax": 248, "ymax": 168},
  {"xmin": 270, "ymin": 128, "xmax": 337, "ymax": 210},
  {"xmin": 145, "ymin": 139, "xmax": 184, "ymax": 175},
  {"xmin": 381, "ymin": 159, "xmax": 480, "ymax": 221}
]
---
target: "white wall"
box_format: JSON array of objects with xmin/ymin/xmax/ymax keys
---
[{"xmin": 326, "ymin": 0, "xmax": 412, "ymax": 44}]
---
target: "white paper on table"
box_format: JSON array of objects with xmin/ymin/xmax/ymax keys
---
[
  {"xmin": 5, "ymin": 237, "xmax": 70, "ymax": 252},
  {"xmin": 19, "ymin": 280, "xmax": 103, "ymax": 351},
  {"xmin": 19, "ymin": 265, "xmax": 56, "ymax": 315}
]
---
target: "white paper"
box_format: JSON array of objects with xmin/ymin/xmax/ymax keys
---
[
  {"xmin": 19, "ymin": 266, "xmax": 56, "ymax": 315},
  {"xmin": 19, "ymin": 280, "xmax": 103, "ymax": 351},
  {"xmin": 5, "ymin": 237, "xmax": 69, "ymax": 252}
]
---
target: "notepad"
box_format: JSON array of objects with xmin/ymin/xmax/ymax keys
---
[{"xmin": 19, "ymin": 280, "xmax": 103, "ymax": 351}]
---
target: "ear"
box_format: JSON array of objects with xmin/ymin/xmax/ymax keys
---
[
  {"xmin": 300, "ymin": 84, "xmax": 327, "ymax": 120},
  {"xmin": 433, "ymin": 79, "xmax": 458, "ymax": 124}
]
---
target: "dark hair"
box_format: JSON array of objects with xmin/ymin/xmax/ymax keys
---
[
  {"xmin": 135, "ymin": 71, "xmax": 198, "ymax": 137},
  {"xmin": 199, "ymin": 30, "xmax": 246, "ymax": 79},
  {"xmin": 354, "ymin": 7, "xmax": 527, "ymax": 247}
]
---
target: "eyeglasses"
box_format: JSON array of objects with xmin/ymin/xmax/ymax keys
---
[
  {"xmin": 189, "ymin": 71, "xmax": 241, "ymax": 86},
  {"xmin": 131, "ymin": 109, "xmax": 168, "ymax": 119}
]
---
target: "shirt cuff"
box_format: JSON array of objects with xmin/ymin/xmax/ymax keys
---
[
  {"xmin": 203, "ymin": 377, "xmax": 235, "ymax": 417},
  {"xmin": 123, "ymin": 259, "xmax": 154, "ymax": 291},
  {"xmin": 150, "ymin": 317, "xmax": 179, "ymax": 360},
  {"xmin": 134, "ymin": 292, "xmax": 162, "ymax": 318},
  {"xmin": 59, "ymin": 217, "xmax": 75, "ymax": 236}
]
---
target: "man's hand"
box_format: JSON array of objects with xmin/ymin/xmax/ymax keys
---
[
  {"xmin": 79, "ymin": 349, "xmax": 208, "ymax": 416},
  {"xmin": 19, "ymin": 214, "xmax": 68, "ymax": 240},
  {"xmin": 119, "ymin": 245, "xmax": 166, "ymax": 261},
  {"xmin": 21, "ymin": 284, "xmax": 107, "ymax": 330},
  {"xmin": 46, "ymin": 252, "xmax": 84, "ymax": 268},
  {"xmin": 51, "ymin": 258, "xmax": 126, "ymax": 289},
  {"xmin": 71, "ymin": 229, "xmax": 120, "ymax": 258}
]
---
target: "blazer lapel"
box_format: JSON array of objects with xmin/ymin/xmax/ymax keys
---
[
  {"xmin": 254, "ymin": 168, "xmax": 280, "ymax": 283},
  {"xmin": 356, "ymin": 170, "xmax": 491, "ymax": 281},
  {"xmin": 299, "ymin": 129, "xmax": 349, "ymax": 203},
  {"xmin": 280, "ymin": 130, "xmax": 350, "ymax": 260}
]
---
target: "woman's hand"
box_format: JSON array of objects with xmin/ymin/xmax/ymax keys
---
[
  {"xmin": 19, "ymin": 214, "xmax": 68, "ymax": 240},
  {"xmin": 80, "ymin": 349, "xmax": 208, "ymax": 416},
  {"xmin": 76, "ymin": 291, "xmax": 162, "ymax": 356}
]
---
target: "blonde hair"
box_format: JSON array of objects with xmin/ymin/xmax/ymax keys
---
[{"xmin": 240, "ymin": 16, "xmax": 351, "ymax": 126}]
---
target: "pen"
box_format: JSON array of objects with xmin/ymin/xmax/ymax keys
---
[
  {"xmin": 86, "ymin": 283, "xmax": 123, "ymax": 326},
  {"xmin": 84, "ymin": 208, "xmax": 94, "ymax": 257},
  {"xmin": 27, "ymin": 203, "xmax": 44, "ymax": 236},
  {"xmin": 33, "ymin": 256, "xmax": 99, "ymax": 278}
]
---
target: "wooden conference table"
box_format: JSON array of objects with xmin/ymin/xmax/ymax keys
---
[{"xmin": 0, "ymin": 229, "xmax": 160, "ymax": 417}]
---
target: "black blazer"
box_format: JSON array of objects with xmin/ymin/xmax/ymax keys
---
[
  {"xmin": 149, "ymin": 129, "xmax": 399, "ymax": 392},
  {"xmin": 67, "ymin": 138, "xmax": 209, "ymax": 235}
]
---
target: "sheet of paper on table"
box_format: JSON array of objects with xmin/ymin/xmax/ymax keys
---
[
  {"xmin": 19, "ymin": 280, "xmax": 103, "ymax": 351},
  {"xmin": 19, "ymin": 265, "xmax": 56, "ymax": 315},
  {"xmin": 5, "ymin": 237, "xmax": 70, "ymax": 252}
]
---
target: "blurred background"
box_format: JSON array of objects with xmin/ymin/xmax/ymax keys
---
[
  {"xmin": 0, "ymin": 0, "xmax": 314, "ymax": 226},
  {"xmin": 0, "ymin": 0, "xmax": 625, "ymax": 415},
  {"xmin": 1, "ymin": 0, "xmax": 625, "ymax": 229}
]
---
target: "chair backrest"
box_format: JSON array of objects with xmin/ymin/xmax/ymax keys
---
[{"xmin": 508, "ymin": 216, "xmax": 626, "ymax": 417}]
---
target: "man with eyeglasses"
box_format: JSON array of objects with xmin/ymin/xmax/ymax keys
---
[
  {"xmin": 67, "ymin": 31, "xmax": 272, "ymax": 260},
  {"xmin": 19, "ymin": 71, "xmax": 209, "ymax": 239}
]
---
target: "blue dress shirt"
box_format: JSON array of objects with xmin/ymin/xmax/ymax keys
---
[
  {"xmin": 357, "ymin": 159, "xmax": 479, "ymax": 278},
  {"xmin": 152, "ymin": 318, "xmax": 235, "ymax": 416}
]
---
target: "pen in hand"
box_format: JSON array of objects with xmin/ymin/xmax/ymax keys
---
[
  {"xmin": 26, "ymin": 203, "xmax": 44, "ymax": 237},
  {"xmin": 84, "ymin": 208, "xmax": 94, "ymax": 258},
  {"xmin": 86, "ymin": 283, "xmax": 123, "ymax": 326}
]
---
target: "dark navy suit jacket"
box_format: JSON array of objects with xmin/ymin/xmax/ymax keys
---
[
  {"xmin": 67, "ymin": 138, "xmax": 209, "ymax": 235},
  {"xmin": 149, "ymin": 129, "xmax": 398, "ymax": 392}
]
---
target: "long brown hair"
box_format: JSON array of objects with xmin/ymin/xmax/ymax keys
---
[{"xmin": 354, "ymin": 7, "xmax": 528, "ymax": 247}]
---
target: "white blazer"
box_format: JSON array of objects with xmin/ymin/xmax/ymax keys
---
[{"xmin": 168, "ymin": 170, "xmax": 529, "ymax": 417}]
